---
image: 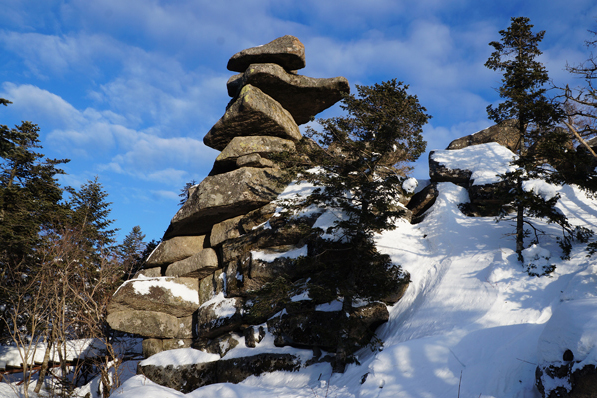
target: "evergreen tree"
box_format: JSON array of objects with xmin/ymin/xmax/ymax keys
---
[
  {"xmin": 484, "ymin": 17, "xmax": 584, "ymax": 266},
  {"xmin": 287, "ymin": 79, "xmax": 430, "ymax": 370},
  {"xmin": 118, "ymin": 225, "xmax": 148, "ymax": 279}
]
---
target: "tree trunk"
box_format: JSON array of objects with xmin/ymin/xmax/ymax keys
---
[
  {"xmin": 33, "ymin": 331, "xmax": 55, "ymax": 394},
  {"xmin": 516, "ymin": 177, "xmax": 525, "ymax": 261}
]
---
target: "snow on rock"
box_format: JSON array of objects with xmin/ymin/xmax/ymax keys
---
[
  {"xmin": 116, "ymin": 277, "xmax": 199, "ymax": 304},
  {"xmin": 251, "ymin": 245, "xmax": 307, "ymax": 262},
  {"xmin": 199, "ymin": 292, "xmax": 240, "ymax": 319},
  {"xmin": 402, "ymin": 177, "xmax": 418, "ymax": 194},
  {"xmin": 139, "ymin": 348, "xmax": 220, "ymax": 367},
  {"xmin": 431, "ymin": 142, "xmax": 517, "ymax": 185}
]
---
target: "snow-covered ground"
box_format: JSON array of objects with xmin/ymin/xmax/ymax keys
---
[{"xmin": 4, "ymin": 150, "xmax": 597, "ymax": 398}]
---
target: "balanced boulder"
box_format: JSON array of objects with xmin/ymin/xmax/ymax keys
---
[
  {"xmin": 227, "ymin": 63, "xmax": 349, "ymax": 124},
  {"xmin": 203, "ymin": 84, "xmax": 301, "ymax": 151},
  {"xmin": 227, "ymin": 35, "xmax": 305, "ymax": 72}
]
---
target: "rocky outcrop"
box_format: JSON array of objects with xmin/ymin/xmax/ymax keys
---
[
  {"xmin": 108, "ymin": 35, "xmax": 402, "ymax": 392},
  {"xmin": 163, "ymin": 167, "xmax": 285, "ymax": 238},
  {"xmin": 446, "ymin": 119, "xmax": 521, "ymax": 152}
]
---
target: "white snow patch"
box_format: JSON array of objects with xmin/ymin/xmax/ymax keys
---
[
  {"xmin": 523, "ymin": 178, "xmax": 558, "ymax": 201},
  {"xmin": 139, "ymin": 348, "xmax": 219, "ymax": 367},
  {"xmin": 402, "ymin": 177, "xmax": 418, "ymax": 194},
  {"xmin": 316, "ymin": 300, "xmax": 343, "ymax": 312},
  {"xmin": 199, "ymin": 292, "xmax": 238, "ymax": 318},
  {"xmin": 431, "ymin": 142, "xmax": 517, "ymax": 185}
]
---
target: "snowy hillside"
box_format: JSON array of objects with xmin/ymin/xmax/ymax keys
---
[
  {"xmin": 4, "ymin": 144, "xmax": 597, "ymax": 398},
  {"xmin": 103, "ymin": 176, "xmax": 597, "ymax": 398}
]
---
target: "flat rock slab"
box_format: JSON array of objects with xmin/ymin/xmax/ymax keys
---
[
  {"xmin": 165, "ymin": 248, "xmax": 219, "ymax": 279},
  {"xmin": 145, "ymin": 235, "xmax": 206, "ymax": 267},
  {"xmin": 139, "ymin": 353, "xmax": 299, "ymax": 393},
  {"xmin": 227, "ymin": 63, "xmax": 349, "ymax": 125},
  {"xmin": 203, "ymin": 84, "xmax": 301, "ymax": 151},
  {"xmin": 227, "ymin": 35, "xmax": 305, "ymax": 72},
  {"xmin": 164, "ymin": 167, "xmax": 285, "ymax": 239},
  {"xmin": 215, "ymin": 136, "xmax": 295, "ymax": 168},
  {"xmin": 107, "ymin": 310, "xmax": 192, "ymax": 339},
  {"xmin": 428, "ymin": 150, "xmax": 472, "ymax": 184},
  {"xmin": 447, "ymin": 119, "xmax": 521, "ymax": 152},
  {"xmin": 109, "ymin": 277, "xmax": 199, "ymax": 318}
]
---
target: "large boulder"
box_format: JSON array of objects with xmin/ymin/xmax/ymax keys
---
[
  {"xmin": 209, "ymin": 215, "xmax": 244, "ymax": 247},
  {"xmin": 163, "ymin": 167, "xmax": 285, "ymax": 239},
  {"xmin": 145, "ymin": 235, "xmax": 207, "ymax": 267},
  {"xmin": 267, "ymin": 302, "xmax": 389, "ymax": 352},
  {"xmin": 211, "ymin": 136, "xmax": 296, "ymax": 175},
  {"xmin": 428, "ymin": 150, "xmax": 472, "ymax": 184},
  {"xmin": 227, "ymin": 35, "xmax": 305, "ymax": 72},
  {"xmin": 165, "ymin": 248, "xmax": 219, "ymax": 279},
  {"xmin": 446, "ymin": 120, "xmax": 521, "ymax": 152},
  {"xmin": 108, "ymin": 277, "xmax": 200, "ymax": 318},
  {"xmin": 203, "ymin": 84, "xmax": 301, "ymax": 151},
  {"xmin": 227, "ymin": 63, "xmax": 349, "ymax": 125},
  {"xmin": 139, "ymin": 351, "xmax": 299, "ymax": 393},
  {"xmin": 196, "ymin": 296, "xmax": 245, "ymax": 339},
  {"xmin": 107, "ymin": 310, "xmax": 192, "ymax": 339},
  {"xmin": 407, "ymin": 182, "xmax": 439, "ymax": 222}
]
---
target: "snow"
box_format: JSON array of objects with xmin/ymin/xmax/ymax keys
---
[
  {"xmin": 139, "ymin": 348, "xmax": 219, "ymax": 367},
  {"xmin": 431, "ymin": 142, "xmax": 517, "ymax": 185},
  {"xmin": 6, "ymin": 145, "xmax": 597, "ymax": 398},
  {"xmin": 523, "ymin": 179, "xmax": 558, "ymax": 201},
  {"xmin": 402, "ymin": 177, "xmax": 418, "ymax": 193},
  {"xmin": 199, "ymin": 292, "xmax": 238, "ymax": 318}
]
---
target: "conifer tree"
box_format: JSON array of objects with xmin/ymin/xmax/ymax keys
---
[
  {"xmin": 288, "ymin": 79, "xmax": 430, "ymax": 370},
  {"xmin": 483, "ymin": 17, "xmax": 588, "ymax": 266}
]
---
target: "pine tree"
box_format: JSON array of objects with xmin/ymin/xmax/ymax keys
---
[
  {"xmin": 287, "ymin": 79, "xmax": 430, "ymax": 370},
  {"xmin": 119, "ymin": 225, "xmax": 147, "ymax": 279},
  {"xmin": 484, "ymin": 17, "xmax": 585, "ymax": 267}
]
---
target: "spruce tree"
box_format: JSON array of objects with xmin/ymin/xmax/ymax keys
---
[
  {"xmin": 484, "ymin": 17, "xmax": 585, "ymax": 266},
  {"xmin": 287, "ymin": 79, "xmax": 430, "ymax": 370}
]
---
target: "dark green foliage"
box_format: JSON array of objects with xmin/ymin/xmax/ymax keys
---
[
  {"xmin": 278, "ymin": 80, "xmax": 427, "ymax": 371},
  {"xmin": 118, "ymin": 226, "xmax": 151, "ymax": 279},
  {"xmin": 485, "ymin": 17, "xmax": 583, "ymax": 265}
]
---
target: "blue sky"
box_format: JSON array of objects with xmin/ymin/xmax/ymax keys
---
[{"xmin": 1, "ymin": 0, "xmax": 596, "ymax": 242}]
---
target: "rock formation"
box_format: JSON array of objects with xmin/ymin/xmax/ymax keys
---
[{"xmin": 107, "ymin": 35, "xmax": 398, "ymax": 392}]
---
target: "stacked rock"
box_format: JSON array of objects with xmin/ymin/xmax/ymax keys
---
[{"xmin": 106, "ymin": 36, "xmax": 353, "ymax": 380}]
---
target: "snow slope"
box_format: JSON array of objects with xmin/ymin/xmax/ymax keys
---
[{"xmin": 104, "ymin": 178, "xmax": 597, "ymax": 398}]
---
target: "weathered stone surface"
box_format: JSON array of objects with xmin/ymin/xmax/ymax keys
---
[
  {"xmin": 429, "ymin": 150, "xmax": 472, "ymax": 184},
  {"xmin": 380, "ymin": 279, "xmax": 410, "ymax": 305},
  {"xmin": 107, "ymin": 310, "xmax": 190, "ymax": 339},
  {"xmin": 133, "ymin": 267, "xmax": 162, "ymax": 279},
  {"xmin": 142, "ymin": 339, "xmax": 163, "ymax": 358},
  {"xmin": 446, "ymin": 120, "xmax": 522, "ymax": 152},
  {"xmin": 139, "ymin": 353, "xmax": 299, "ymax": 393},
  {"xmin": 238, "ymin": 203, "xmax": 277, "ymax": 234},
  {"xmin": 110, "ymin": 277, "xmax": 199, "ymax": 318},
  {"xmin": 407, "ymin": 182, "xmax": 439, "ymax": 221},
  {"xmin": 216, "ymin": 353, "xmax": 300, "ymax": 384},
  {"xmin": 227, "ymin": 63, "xmax": 349, "ymax": 124},
  {"xmin": 217, "ymin": 136, "xmax": 296, "ymax": 166},
  {"xmin": 162, "ymin": 338, "xmax": 193, "ymax": 351},
  {"xmin": 196, "ymin": 296, "xmax": 245, "ymax": 339},
  {"xmin": 267, "ymin": 302, "xmax": 389, "ymax": 352},
  {"xmin": 165, "ymin": 248, "xmax": 219, "ymax": 279},
  {"xmin": 227, "ymin": 35, "xmax": 305, "ymax": 72},
  {"xmin": 109, "ymin": 277, "xmax": 199, "ymax": 318},
  {"xmin": 139, "ymin": 360, "xmax": 218, "ymax": 394},
  {"xmin": 203, "ymin": 84, "xmax": 301, "ymax": 151},
  {"xmin": 145, "ymin": 235, "xmax": 206, "ymax": 267},
  {"xmin": 536, "ymin": 363, "xmax": 597, "ymax": 398},
  {"xmin": 210, "ymin": 215, "xmax": 244, "ymax": 247},
  {"xmin": 236, "ymin": 153, "xmax": 274, "ymax": 169},
  {"xmin": 198, "ymin": 270, "xmax": 225, "ymax": 305},
  {"xmin": 164, "ymin": 167, "xmax": 285, "ymax": 239},
  {"xmin": 243, "ymin": 325, "xmax": 266, "ymax": 348},
  {"xmin": 202, "ymin": 332, "xmax": 241, "ymax": 358}
]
